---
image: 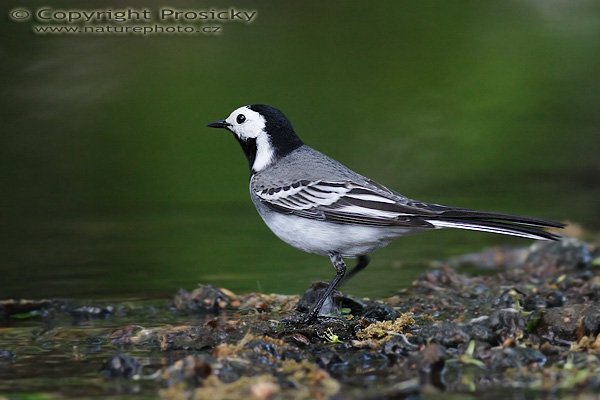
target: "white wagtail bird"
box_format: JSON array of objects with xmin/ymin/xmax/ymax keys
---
[{"xmin": 208, "ymin": 104, "xmax": 564, "ymax": 322}]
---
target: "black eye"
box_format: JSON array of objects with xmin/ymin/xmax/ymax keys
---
[{"xmin": 236, "ymin": 114, "xmax": 246, "ymax": 124}]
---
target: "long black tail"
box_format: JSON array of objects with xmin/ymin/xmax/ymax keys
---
[{"xmin": 424, "ymin": 209, "xmax": 565, "ymax": 240}]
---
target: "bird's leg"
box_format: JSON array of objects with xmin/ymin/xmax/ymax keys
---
[
  {"xmin": 304, "ymin": 251, "xmax": 346, "ymax": 323},
  {"xmin": 342, "ymin": 255, "xmax": 370, "ymax": 285}
]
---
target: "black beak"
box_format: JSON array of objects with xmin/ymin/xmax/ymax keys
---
[{"xmin": 207, "ymin": 119, "xmax": 231, "ymax": 129}]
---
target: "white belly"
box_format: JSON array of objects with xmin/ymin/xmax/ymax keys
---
[{"xmin": 258, "ymin": 209, "xmax": 414, "ymax": 257}]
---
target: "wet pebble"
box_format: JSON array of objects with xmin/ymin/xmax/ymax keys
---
[
  {"xmin": 295, "ymin": 282, "xmax": 334, "ymax": 313},
  {"xmin": 314, "ymin": 347, "xmax": 345, "ymax": 370},
  {"xmin": 525, "ymin": 238, "xmax": 592, "ymax": 270},
  {"xmin": 348, "ymin": 351, "xmax": 390, "ymax": 372},
  {"xmin": 173, "ymin": 285, "xmax": 233, "ymax": 313},
  {"xmin": 286, "ymin": 332, "xmax": 310, "ymax": 347},
  {"xmin": 361, "ymin": 303, "xmax": 398, "ymax": 321},
  {"xmin": 468, "ymin": 322, "xmax": 498, "ymax": 344},
  {"xmin": 71, "ymin": 305, "xmax": 114, "ymax": 318},
  {"xmin": 486, "ymin": 346, "xmax": 547, "ymax": 371},
  {"xmin": 493, "ymin": 288, "xmax": 526, "ymax": 309},
  {"xmin": 488, "ymin": 308, "xmax": 525, "ymax": 336},
  {"xmin": 537, "ymin": 304, "xmax": 600, "ymax": 340},
  {"xmin": 0, "ymin": 349, "xmax": 16, "ymax": 361},
  {"xmin": 583, "ymin": 309, "xmax": 600, "ymax": 336},
  {"xmin": 101, "ymin": 353, "xmax": 141, "ymax": 379},
  {"xmin": 161, "ymin": 355, "xmax": 213, "ymax": 387},
  {"xmin": 381, "ymin": 334, "xmax": 417, "ymax": 359},
  {"xmin": 419, "ymin": 323, "xmax": 470, "ymax": 347}
]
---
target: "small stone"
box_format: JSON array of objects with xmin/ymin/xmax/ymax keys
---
[
  {"xmin": 525, "ymin": 238, "xmax": 592, "ymax": 270},
  {"xmin": 173, "ymin": 285, "xmax": 232, "ymax": 314},
  {"xmin": 101, "ymin": 353, "xmax": 141, "ymax": 379},
  {"xmin": 537, "ymin": 304, "xmax": 600, "ymax": 340}
]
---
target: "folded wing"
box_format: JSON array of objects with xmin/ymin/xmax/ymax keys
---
[{"xmin": 255, "ymin": 180, "xmax": 564, "ymax": 240}]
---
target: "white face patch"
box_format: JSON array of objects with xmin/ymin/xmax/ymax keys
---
[
  {"xmin": 225, "ymin": 106, "xmax": 266, "ymax": 140},
  {"xmin": 225, "ymin": 106, "xmax": 274, "ymax": 172}
]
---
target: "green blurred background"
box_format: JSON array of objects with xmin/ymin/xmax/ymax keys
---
[{"xmin": 1, "ymin": 1, "xmax": 599, "ymax": 300}]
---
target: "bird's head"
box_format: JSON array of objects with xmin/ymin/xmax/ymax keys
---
[{"xmin": 208, "ymin": 104, "xmax": 303, "ymax": 174}]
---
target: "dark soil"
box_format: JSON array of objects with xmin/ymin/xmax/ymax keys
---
[{"xmin": 1, "ymin": 238, "xmax": 600, "ymax": 399}]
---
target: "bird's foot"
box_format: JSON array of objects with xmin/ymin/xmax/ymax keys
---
[
  {"xmin": 279, "ymin": 312, "xmax": 317, "ymax": 327},
  {"xmin": 301, "ymin": 311, "xmax": 319, "ymax": 325},
  {"xmin": 279, "ymin": 310, "xmax": 339, "ymax": 327}
]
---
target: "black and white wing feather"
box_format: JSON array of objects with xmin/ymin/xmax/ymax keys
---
[
  {"xmin": 255, "ymin": 180, "xmax": 564, "ymax": 240},
  {"xmin": 257, "ymin": 180, "xmax": 435, "ymax": 228}
]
